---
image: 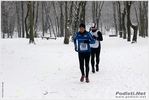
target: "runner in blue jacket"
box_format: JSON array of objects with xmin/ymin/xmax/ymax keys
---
[{"xmin": 73, "ymin": 23, "xmax": 95, "ymax": 83}]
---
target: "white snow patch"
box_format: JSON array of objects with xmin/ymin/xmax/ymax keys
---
[{"xmin": 1, "ymin": 36, "xmax": 148, "ymax": 99}]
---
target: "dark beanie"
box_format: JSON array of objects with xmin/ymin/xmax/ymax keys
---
[{"xmin": 79, "ymin": 23, "xmax": 86, "ymax": 28}]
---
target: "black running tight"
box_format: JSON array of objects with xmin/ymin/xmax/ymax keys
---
[{"xmin": 78, "ymin": 52, "xmax": 90, "ymax": 78}]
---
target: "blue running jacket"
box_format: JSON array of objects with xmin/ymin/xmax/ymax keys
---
[{"xmin": 74, "ymin": 31, "xmax": 95, "ymax": 53}]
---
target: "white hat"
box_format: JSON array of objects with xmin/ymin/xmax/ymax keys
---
[{"xmin": 91, "ymin": 23, "xmax": 97, "ymax": 28}]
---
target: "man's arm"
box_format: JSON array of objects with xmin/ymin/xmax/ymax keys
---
[
  {"xmin": 73, "ymin": 32, "xmax": 78, "ymax": 52},
  {"xmin": 73, "ymin": 32, "xmax": 78, "ymax": 45},
  {"xmin": 97, "ymin": 31, "xmax": 103, "ymax": 41},
  {"xmin": 88, "ymin": 32, "xmax": 95, "ymax": 44}
]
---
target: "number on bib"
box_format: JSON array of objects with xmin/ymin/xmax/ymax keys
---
[{"xmin": 80, "ymin": 43, "xmax": 88, "ymax": 51}]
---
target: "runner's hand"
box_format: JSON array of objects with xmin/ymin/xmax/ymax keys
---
[
  {"xmin": 93, "ymin": 35, "xmax": 97, "ymax": 39},
  {"xmin": 84, "ymin": 40, "xmax": 90, "ymax": 43},
  {"xmin": 75, "ymin": 45, "xmax": 78, "ymax": 52}
]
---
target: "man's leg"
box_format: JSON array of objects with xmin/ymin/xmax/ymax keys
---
[
  {"xmin": 78, "ymin": 53, "xmax": 85, "ymax": 76},
  {"xmin": 96, "ymin": 47, "xmax": 101, "ymax": 71},
  {"xmin": 91, "ymin": 48, "xmax": 95, "ymax": 73},
  {"xmin": 78, "ymin": 53, "xmax": 85, "ymax": 82},
  {"xmin": 85, "ymin": 52, "xmax": 90, "ymax": 78}
]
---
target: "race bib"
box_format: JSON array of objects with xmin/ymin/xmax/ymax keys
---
[
  {"xmin": 90, "ymin": 40, "xmax": 99, "ymax": 48},
  {"xmin": 80, "ymin": 43, "xmax": 88, "ymax": 51}
]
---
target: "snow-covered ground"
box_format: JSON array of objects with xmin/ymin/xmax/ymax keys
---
[{"xmin": 1, "ymin": 35, "xmax": 148, "ymax": 99}]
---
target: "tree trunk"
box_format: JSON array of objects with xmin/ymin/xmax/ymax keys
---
[
  {"xmin": 71, "ymin": 1, "xmax": 81, "ymax": 41},
  {"xmin": 144, "ymin": 1, "xmax": 148, "ymax": 37},
  {"xmin": 68, "ymin": 1, "xmax": 73, "ymax": 36},
  {"xmin": 59, "ymin": 1, "xmax": 64, "ymax": 37},
  {"xmin": 96, "ymin": 2, "xmax": 99, "ymax": 29},
  {"xmin": 96, "ymin": 1, "xmax": 104, "ymax": 29},
  {"xmin": 132, "ymin": 4, "xmax": 139, "ymax": 42},
  {"xmin": 1, "ymin": 1, "xmax": 7, "ymax": 38},
  {"xmin": 139, "ymin": 1, "xmax": 145, "ymax": 37},
  {"xmin": 25, "ymin": 3, "xmax": 29, "ymax": 38},
  {"xmin": 146, "ymin": 2, "xmax": 148, "ymax": 37},
  {"xmin": 131, "ymin": 25, "xmax": 138, "ymax": 43},
  {"xmin": 126, "ymin": 1, "xmax": 132, "ymax": 42},
  {"xmin": 141, "ymin": 7, "xmax": 145, "ymax": 38},
  {"xmin": 113, "ymin": 2, "xmax": 118, "ymax": 35},
  {"xmin": 126, "ymin": 1, "xmax": 139, "ymax": 43},
  {"xmin": 42, "ymin": 2, "xmax": 45, "ymax": 36},
  {"xmin": 117, "ymin": 1, "xmax": 122, "ymax": 38},
  {"xmin": 52, "ymin": 1, "xmax": 59, "ymax": 36},
  {"xmin": 64, "ymin": 1, "xmax": 69, "ymax": 44},
  {"xmin": 29, "ymin": 1, "xmax": 35, "ymax": 44},
  {"xmin": 92, "ymin": 1, "xmax": 104, "ymax": 29},
  {"xmin": 139, "ymin": 2, "xmax": 142, "ymax": 37},
  {"xmin": 16, "ymin": 2, "xmax": 21, "ymax": 38},
  {"xmin": 21, "ymin": 1, "xmax": 25, "ymax": 38},
  {"xmin": 92, "ymin": 1, "xmax": 96, "ymax": 23},
  {"xmin": 44, "ymin": 3, "xmax": 53, "ymax": 37},
  {"xmin": 9, "ymin": 15, "xmax": 15, "ymax": 38},
  {"xmin": 80, "ymin": 1, "xmax": 86, "ymax": 24},
  {"xmin": 34, "ymin": 1, "xmax": 39, "ymax": 38},
  {"xmin": 48, "ymin": 15, "xmax": 57, "ymax": 38},
  {"xmin": 122, "ymin": 6, "xmax": 126, "ymax": 39},
  {"xmin": 134, "ymin": 4, "xmax": 139, "ymax": 24}
]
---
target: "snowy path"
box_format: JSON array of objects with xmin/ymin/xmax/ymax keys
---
[{"xmin": 1, "ymin": 36, "xmax": 148, "ymax": 99}]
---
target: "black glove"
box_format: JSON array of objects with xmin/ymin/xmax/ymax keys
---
[
  {"xmin": 93, "ymin": 35, "xmax": 97, "ymax": 39},
  {"xmin": 84, "ymin": 40, "xmax": 90, "ymax": 44},
  {"xmin": 75, "ymin": 45, "xmax": 78, "ymax": 52}
]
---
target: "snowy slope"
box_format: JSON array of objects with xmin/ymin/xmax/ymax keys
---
[{"xmin": 1, "ymin": 35, "xmax": 148, "ymax": 99}]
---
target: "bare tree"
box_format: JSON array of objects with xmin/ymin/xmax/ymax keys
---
[
  {"xmin": 92, "ymin": 1, "xmax": 96, "ymax": 23},
  {"xmin": 117, "ymin": 1, "xmax": 122, "ymax": 37},
  {"xmin": 131, "ymin": 24, "xmax": 139, "ymax": 43},
  {"xmin": 79, "ymin": 1, "xmax": 87, "ymax": 24},
  {"xmin": 44, "ymin": 2, "xmax": 52, "ymax": 37},
  {"xmin": 8, "ymin": 13, "xmax": 15, "ymax": 38},
  {"xmin": 34, "ymin": 1, "xmax": 39, "ymax": 38},
  {"xmin": 112, "ymin": 1, "xmax": 118, "ymax": 35},
  {"xmin": 42, "ymin": 1, "xmax": 45, "ymax": 36},
  {"xmin": 64, "ymin": 1, "xmax": 69, "ymax": 44},
  {"xmin": 71, "ymin": 1, "xmax": 88, "ymax": 40},
  {"xmin": 92, "ymin": 1, "xmax": 104, "ymax": 29},
  {"xmin": 21, "ymin": 1, "xmax": 25, "ymax": 38},
  {"xmin": 1, "ymin": 1, "xmax": 147, "ymax": 42},
  {"xmin": 131, "ymin": 2, "xmax": 139, "ymax": 43},
  {"xmin": 28, "ymin": 1, "xmax": 35, "ymax": 44},
  {"xmin": 1, "ymin": 1, "xmax": 8, "ymax": 38},
  {"xmin": 122, "ymin": 2, "xmax": 127, "ymax": 39},
  {"xmin": 138, "ymin": 1, "xmax": 148, "ymax": 37},
  {"xmin": 59, "ymin": 1, "xmax": 64, "ymax": 37},
  {"xmin": 52, "ymin": 1, "xmax": 60, "ymax": 36},
  {"xmin": 43, "ymin": 2, "xmax": 57, "ymax": 38},
  {"xmin": 126, "ymin": 1, "xmax": 133, "ymax": 42},
  {"xmin": 144, "ymin": 1, "xmax": 148, "ymax": 37},
  {"xmin": 25, "ymin": 2, "xmax": 30, "ymax": 38},
  {"xmin": 16, "ymin": 2, "xmax": 22, "ymax": 38},
  {"xmin": 71, "ymin": 1, "xmax": 82, "ymax": 40},
  {"xmin": 68, "ymin": 1, "xmax": 74, "ymax": 36}
]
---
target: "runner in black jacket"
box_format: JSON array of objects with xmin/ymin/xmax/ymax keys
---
[{"xmin": 90, "ymin": 23, "xmax": 103, "ymax": 73}]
